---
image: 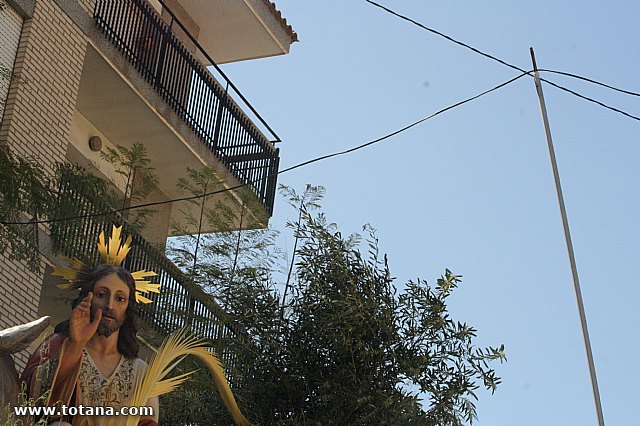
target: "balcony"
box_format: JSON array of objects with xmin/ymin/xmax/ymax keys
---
[{"xmin": 73, "ymin": 0, "xmax": 282, "ymax": 241}]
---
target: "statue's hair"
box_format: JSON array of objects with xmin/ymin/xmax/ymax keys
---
[{"xmin": 54, "ymin": 264, "xmax": 140, "ymax": 358}]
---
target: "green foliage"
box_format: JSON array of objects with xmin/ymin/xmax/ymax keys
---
[
  {"xmin": 397, "ymin": 273, "xmax": 506, "ymax": 425},
  {"xmin": 168, "ymin": 165, "xmax": 227, "ymax": 282},
  {"xmin": 0, "ymin": 139, "xmax": 504, "ymax": 424},
  {"xmin": 163, "ymin": 166, "xmax": 284, "ymax": 424},
  {"xmin": 0, "ymin": 148, "xmax": 120, "ymax": 272},
  {"xmin": 279, "ymin": 184, "xmax": 327, "ymax": 321},
  {"xmin": 2, "ymin": 375, "xmax": 50, "ymax": 425},
  {"xmin": 51, "ymin": 162, "xmax": 120, "ymax": 262},
  {"xmin": 157, "ymin": 347, "xmax": 235, "ymax": 425},
  {"xmin": 100, "ymin": 142, "xmax": 158, "ymax": 231},
  {"xmin": 168, "ymin": 166, "xmax": 283, "ymax": 289},
  {"xmin": 277, "ymin": 214, "xmax": 407, "ymax": 424},
  {"xmin": 0, "ymin": 147, "xmax": 51, "ymax": 271},
  {"xmin": 165, "ymin": 185, "xmax": 505, "ymax": 425}
]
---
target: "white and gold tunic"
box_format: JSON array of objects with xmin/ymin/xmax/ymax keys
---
[{"xmin": 71, "ymin": 350, "xmax": 148, "ymax": 426}]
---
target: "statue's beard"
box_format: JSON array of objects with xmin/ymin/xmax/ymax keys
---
[{"xmin": 90, "ymin": 308, "xmax": 122, "ymax": 337}]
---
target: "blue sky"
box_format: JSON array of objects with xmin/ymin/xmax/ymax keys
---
[{"xmin": 222, "ymin": 1, "xmax": 639, "ymax": 424}]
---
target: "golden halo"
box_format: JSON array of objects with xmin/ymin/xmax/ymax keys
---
[{"xmin": 52, "ymin": 225, "xmax": 160, "ymax": 304}]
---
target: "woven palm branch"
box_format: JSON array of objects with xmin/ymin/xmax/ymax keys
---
[{"xmin": 126, "ymin": 328, "xmax": 251, "ymax": 426}]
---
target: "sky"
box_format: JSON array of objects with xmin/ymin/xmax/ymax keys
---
[{"xmin": 219, "ymin": 1, "xmax": 640, "ymax": 424}]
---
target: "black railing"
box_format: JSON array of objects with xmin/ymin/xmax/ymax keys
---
[
  {"xmin": 93, "ymin": 0, "xmax": 280, "ymax": 215},
  {"xmin": 51, "ymin": 170, "xmax": 242, "ymax": 373}
]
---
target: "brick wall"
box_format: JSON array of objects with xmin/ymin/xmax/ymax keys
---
[
  {"xmin": 0, "ymin": 0, "xmax": 87, "ymax": 176},
  {"xmin": 0, "ymin": 0, "xmax": 88, "ymax": 370},
  {"xmin": 0, "ymin": 3, "xmax": 23, "ymax": 120},
  {"xmin": 0, "ymin": 255, "xmax": 46, "ymax": 368},
  {"xmin": 77, "ymin": 0, "xmax": 95, "ymax": 14}
]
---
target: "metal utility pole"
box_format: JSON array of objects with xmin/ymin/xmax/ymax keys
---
[{"xmin": 530, "ymin": 47, "xmax": 605, "ymax": 426}]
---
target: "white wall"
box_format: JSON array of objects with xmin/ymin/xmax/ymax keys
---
[{"xmin": 68, "ymin": 110, "xmax": 127, "ymax": 193}]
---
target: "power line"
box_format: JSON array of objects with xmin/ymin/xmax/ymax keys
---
[
  {"xmin": 280, "ymin": 71, "xmax": 529, "ymax": 174},
  {"xmin": 537, "ymin": 77, "xmax": 640, "ymax": 122},
  {"xmin": 364, "ymin": 0, "xmax": 640, "ymax": 122},
  {"xmin": 0, "ymin": 71, "xmax": 530, "ymax": 227},
  {"xmin": 538, "ymin": 69, "xmax": 640, "ymax": 98},
  {"xmin": 364, "ymin": 0, "xmax": 523, "ymax": 73},
  {"xmin": 4, "ymin": 4, "xmax": 637, "ymax": 226}
]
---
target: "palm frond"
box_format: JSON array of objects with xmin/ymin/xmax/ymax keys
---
[{"xmin": 126, "ymin": 328, "xmax": 251, "ymax": 426}]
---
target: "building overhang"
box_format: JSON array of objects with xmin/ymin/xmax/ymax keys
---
[{"xmin": 176, "ymin": 0, "xmax": 298, "ymax": 64}]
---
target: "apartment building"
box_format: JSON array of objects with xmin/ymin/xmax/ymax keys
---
[{"xmin": 0, "ymin": 0, "xmax": 297, "ymax": 368}]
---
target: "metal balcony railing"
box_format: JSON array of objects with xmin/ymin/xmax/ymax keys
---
[
  {"xmin": 93, "ymin": 0, "xmax": 280, "ymax": 215},
  {"xmin": 51, "ymin": 170, "xmax": 241, "ymax": 374}
]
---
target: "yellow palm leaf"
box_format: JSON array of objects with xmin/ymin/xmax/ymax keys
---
[
  {"xmin": 51, "ymin": 267, "xmax": 81, "ymax": 282},
  {"xmin": 126, "ymin": 329, "xmax": 251, "ymax": 426},
  {"xmin": 64, "ymin": 256, "xmax": 91, "ymax": 273},
  {"xmin": 149, "ymin": 370, "xmax": 194, "ymax": 396},
  {"xmin": 131, "ymin": 270, "xmax": 160, "ymax": 303},
  {"xmin": 131, "ymin": 271, "xmax": 160, "ymax": 294}
]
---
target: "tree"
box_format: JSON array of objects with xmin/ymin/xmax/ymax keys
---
[
  {"xmin": 168, "ymin": 166, "xmax": 283, "ymax": 292},
  {"xmin": 100, "ymin": 142, "xmax": 158, "ymax": 231},
  {"xmin": 166, "ymin": 185, "xmax": 505, "ymax": 425},
  {"xmin": 162, "ymin": 166, "xmax": 283, "ymax": 425},
  {"xmin": 0, "ymin": 147, "xmax": 51, "ymax": 272},
  {"xmin": 396, "ymin": 272, "xmax": 505, "ymax": 425},
  {"xmin": 0, "ymin": 147, "xmax": 120, "ymax": 273},
  {"xmin": 0, "ymin": 138, "xmax": 505, "ymax": 423},
  {"xmin": 271, "ymin": 210, "xmax": 504, "ymax": 424},
  {"xmin": 168, "ymin": 165, "xmax": 228, "ymax": 283},
  {"xmin": 278, "ymin": 184, "xmax": 325, "ymax": 322}
]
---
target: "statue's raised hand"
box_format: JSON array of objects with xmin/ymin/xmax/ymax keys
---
[{"xmin": 70, "ymin": 292, "xmax": 102, "ymax": 344}]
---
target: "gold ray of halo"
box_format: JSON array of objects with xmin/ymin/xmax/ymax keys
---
[
  {"xmin": 52, "ymin": 256, "xmax": 92, "ymax": 290},
  {"xmin": 136, "ymin": 293, "xmax": 153, "ymax": 304},
  {"xmin": 115, "ymin": 235, "xmax": 133, "ymax": 266},
  {"xmin": 56, "ymin": 225, "xmax": 161, "ymax": 304},
  {"xmin": 98, "ymin": 226, "xmax": 133, "ymax": 267},
  {"xmin": 107, "ymin": 226, "xmax": 121, "ymax": 264}
]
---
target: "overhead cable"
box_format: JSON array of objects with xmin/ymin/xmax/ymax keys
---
[
  {"xmin": 280, "ymin": 71, "xmax": 529, "ymax": 174},
  {"xmin": 0, "ymin": 71, "xmax": 530, "ymax": 226},
  {"xmin": 538, "ymin": 69, "xmax": 640, "ymax": 98},
  {"xmin": 365, "ymin": 0, "xmax": 640, "ymax": 121}
]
